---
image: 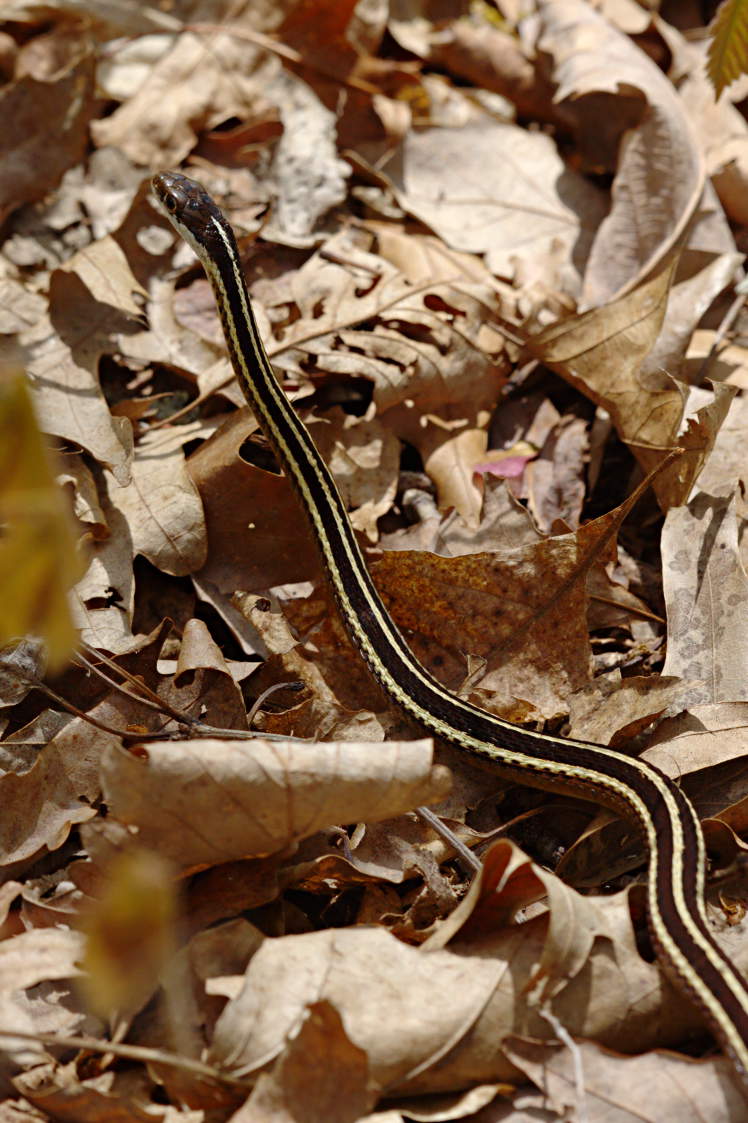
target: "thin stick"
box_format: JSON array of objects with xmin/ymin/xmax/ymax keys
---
[{"xmin": 0, "ymin": 1027, "xmax": 249, "ymax": 1088}]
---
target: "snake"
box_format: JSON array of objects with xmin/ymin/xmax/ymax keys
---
[{"xmin": 152, "ymin": 170, "xmax": 748, "ymax": 1091}]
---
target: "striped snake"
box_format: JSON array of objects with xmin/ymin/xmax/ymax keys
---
[{"xmin": 153, "ymin": 170, "xmax": 748, "ymax": 1093}]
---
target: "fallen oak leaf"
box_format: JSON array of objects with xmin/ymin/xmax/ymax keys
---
[{"xmin": 371, "ymin": 450, "xmax": 683, "ymax": 721}]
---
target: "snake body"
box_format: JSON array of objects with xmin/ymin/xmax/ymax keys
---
[{"xmin": 153, "ymin": 170, "xmax": 748, "ymax": 1090}]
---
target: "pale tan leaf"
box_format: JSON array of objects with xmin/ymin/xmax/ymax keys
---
[
  {"xmin": 104, "ymin": 427, "xmax": 207, "ymax": 577},
  {"xmin": 14, "ymin": 1063, "xmax": 203, "ymax": 1123},
  {"xmin": 503, "ymin": 1034, "xmax": 743, "ymax": 1120},
  {"xmin": 0, "ymin": 279, "xmax": 45, "ymax": 334},
  {"xmin": 95, "ymin": 738, "xmax": 450, "ymax": 874},
  {"xmin": 380, "ymin": 477, "xmax": 542, "ymax": 556},
  {"xmin": 426, "ymin": 840, "xmax": 612, "ymax": 1002},
  {"xmin": 534, "ymin": 0, "xmax": 704, "ymax": 305},
  {"xmin": 60, "ymin": 234, "xmax": 146, "ymax": 317},
  {"xmin": 384, "ymin": 119, "xmax": 606, "ymax": 294},
  {"xmin": 70, "ymin": 484, "xmax": 135, "ymax": 654},
  {"xmin": 91, "ymin": 32, "xmax": 277, "ymax": 168},
  {"xmin": 159, "ymin": 617, "xmax": 248, "ymax": 733},
  {"xmin": 0, "ymin": 928, "xmax": 85, "ymax": 1069},
  {"xmin": 568, "ymin": 674, "xmax": 689, "ymax": 746},
  {"xmin": 23, "ymin": 274, "xmax": 133, "ymax": 485},
  {"xmin": 125, "ymin": 274, "xmax": 226, "ymax": 381},
  {"xmin": 662, "ymin": 492, "xmax": 748, "ymax": 705},
  {"xmin": 640, "ymin": 187, "xmax": 742, "ymax": 382},
  {"xmin": 695, "ymin": 391, "xmax": 748, "ymax": 497},
  {"xmin": 420, "ymin": 424, "xmax": 486, "ymax": 525},
  {"xmin": 262, "ymin": 71, "xmax": 350, "ymax": 243},
  {"xmin": 529, "ymin": 257, "xmax": 721, "ymax": 506},
  {"xmin": 277, "ymin": 243, "xmax": 504, "ymax": 405},
  {"xmin": 645, "ymin": 704, "xmax": 748, "ymax": 776},
  {"xmin": 58, "ymin": 454, "xmax": 107, "ymax": 537}
]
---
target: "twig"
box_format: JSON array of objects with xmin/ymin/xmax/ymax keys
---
[
  {"xmin": 0, "ymin": 1027, "xmax": 249, "ymax": 1088},
  {"xmin": 75, "ymin": 650, "xmax": 186, "ymax": 721},
  {"xmin": 246, "ymin": 680, "xmax": 305, "ymax": 729},
  {"xmin": 80, "ymin": 643, "xmax": 202, "ymax": 727},
  {"xmin": 416, "ymin": 805, "xmax": 482, "ymax": 874}
]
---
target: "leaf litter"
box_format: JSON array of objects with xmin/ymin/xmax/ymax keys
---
[{"xmin": 1, "ymin": 1, "xmax": 748, "ymax": 1121}]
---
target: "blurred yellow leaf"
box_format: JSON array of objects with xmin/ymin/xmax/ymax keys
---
[
  {"xmin": 80, "ymin": 849, "xmax": 177, "ymax": 1020},
  {"xmin": 0, "ymin": 372, "xmax": 83, "ymax": 671}
]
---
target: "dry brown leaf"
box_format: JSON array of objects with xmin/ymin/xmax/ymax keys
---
[
  {"xmin": 382, "ymin": 118, "xmax": 606, "ymax": 296},
  {"xmin": 160, "ymin": 617, "xmax": 248, "ymax": 732},
  {"xmin": 372, "ymin": 539, "xmax": 591, "ymax": 722},
  {"xmin": 0, "ymin": 927, "xmax": 86, "ymax": 1071},
  {"xmin": 524, "ymin": 414, "xmax": 588, "ymax": 532},
  {"xmin": 426, "ymin": 839, "xmax": 611, "ymax": 1003},
  {"xmin": 127, "ymin": 272, "xmax": 228, "ymax": 385},
  {"xmin": 568, "ymin": 673, "xmax": 688, "ymax": 746},
  {"xmin": 184, "ymin": 857, "xmax": 284, "ymax": 934},
  {"xmin": 58, "ymin": 454, "xmax": 107, "ymax": 539},
  {"xmin": 309, "ymin": 410, "xmax": 399, "ymax": 540},
  {"xmin": 380, "ymin": 477, "xmax": 542, "ymax": 557},
  {"xmin": 208, "ymin": 924, "xmax": 512, "ymax": 1092},
  {"xmin": 372, "ymin": 478, "xmax": 651, "ymax": 721},
  {"xmin": 104, "ymin": 427, "xmax": 208, "ymax": 578},
  {"xmin": 60, "ymin": 234, "xmax": 147, "ymax": 318},
  {"xmin": 696, "ymin": 391, "xmax": 748, "ymax": 498},
  {"xmin": 92, "ymin": 738, "xmax": 449, "ymax": 875},
  {"xmin": 91, "ymin": 31, "xmax": 278, "ymax": 168},
  {"xmin": 0, "ymin": 278, "xmax": 45, "ymax": 334},
  {"xmin": 71, "ymin": 479, "xmax": 136, "ymax": 654},
  {"xmin": 0, "ymin": 32, "xmax": 95, "ymax": 223},
  {"xmin": 410, "ymin": 14, "xmax": 553, "ymax": 124},
  {"xmin": 529, "ymin": 256, "xmax": 727, "ymax": 506},
  {"xmin": 230, "ymin": 1001, "xmax": 375, "ymax": 1123},
  {"xmin": 235, "ymin": 587, "xmax": 391, "ymax": 740},
  {"xmin": 23, "ymin": 273, "xmax": 133, "ymax": 485},
  {"xmin": 261, "ymin": 71, "xmax": 350, "ymax": 243},
  {"xmin": 365, "ymin": 223, "xmax": 509, "ymax": 292},
  {"xmin": 188, "ymin": 410, "xmax": 321, "ymax": 594},
  {"xmin": 275, "ymin": 235, "xmax": 505, "ymax": 408},
  {"xmin": 4, "ymin": 4, "xmax": 748, "ymax": 1116},
  {"xmin": 14, "ymin": 1062, "xmax": 203, "ymax": 1123},
  {"xmin": 0, "ymin": 716, "xmax": 101, "ymax": 871},
  {"xmin": 534, "ymin": 0, "xmax": 704, "ymax": 306},
  {"xmin": 641, "ymin": 186, "xmax": 742, "ymax": 383},
  {"xmin": 644, "ymin": 705, "xmax": 748, "ymax": 831}
]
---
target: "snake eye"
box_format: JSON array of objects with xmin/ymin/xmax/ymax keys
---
[{"xmin": 164, "ymin": 195, "xmax": 178, "ymax": 214}]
